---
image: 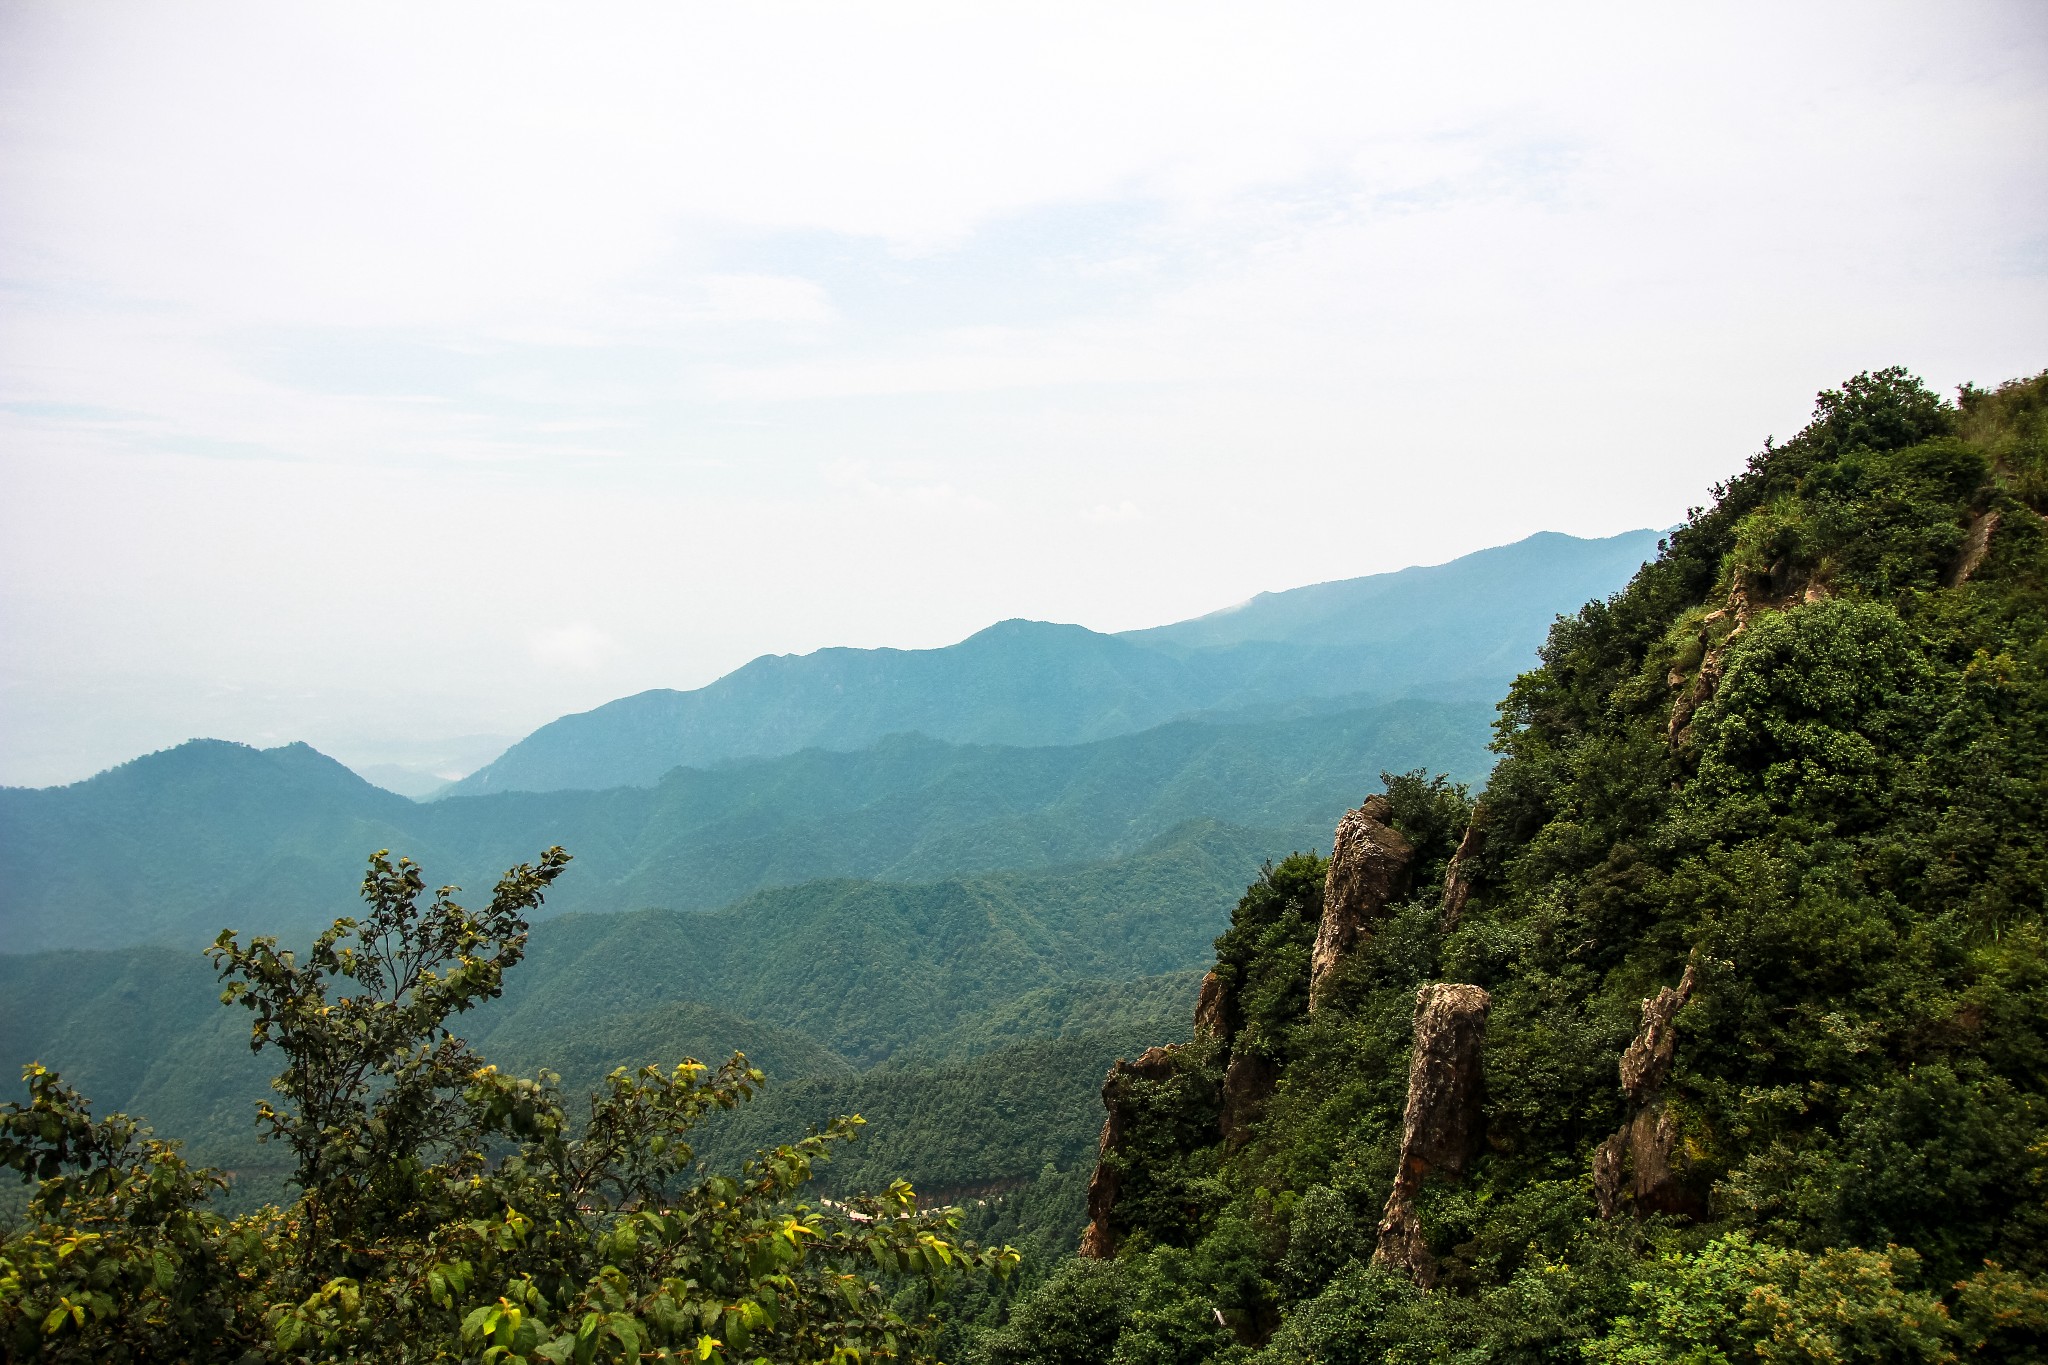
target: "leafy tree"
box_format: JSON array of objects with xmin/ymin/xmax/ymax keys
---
[
  {"xmin": 1585, "ymin": 1234, "xmax": 1971, "ymax": 1364},
  {"xmin": 1, "ymin": 848, "xmax": 1014, "ymax": 1362}
]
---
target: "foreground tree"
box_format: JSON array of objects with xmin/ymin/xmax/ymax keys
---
[{"xmin": 1, "ymin": 848, "xmax": 1014, "ymax": 1363}]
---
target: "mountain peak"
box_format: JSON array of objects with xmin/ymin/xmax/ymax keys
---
[{"xmin": 16, "ymin": 736, "xmax": 390, "ymax": 801}]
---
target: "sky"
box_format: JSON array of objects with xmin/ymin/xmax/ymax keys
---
[{"xmin": 1, "ymin": 2, "xmax": 2043, "ymax": 789}]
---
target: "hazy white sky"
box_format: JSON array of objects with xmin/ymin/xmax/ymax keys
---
[{"xmin": 2, "ymin": 1, "xmax": 2044, "ymax": 786}]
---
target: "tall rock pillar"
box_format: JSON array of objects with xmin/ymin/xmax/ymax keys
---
[
  {"xmin": 1309, "ymin": 796, "xmax": 1414, "ymax": 1011},
  {"xmin": 1372, "ymin": 982, "xmax": 1492, "ymax": 1287}
]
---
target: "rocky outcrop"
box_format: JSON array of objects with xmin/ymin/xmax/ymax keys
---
[
  {"xmin": 1668, "ymin": 572, "xmax": 1830, "ymax": 745},
  {"xmin": 1193, "ymin": 967, "xmax": 1272, "ymax": 1147},
  {"xmin": 1372, "ymin": 983, "xmax": 1492, "ymax": 1287},
  {"xmin": 1193, "ymin": 969, "xmax": 1233, "ymax": 1042},
  {"xmin": 1438, "ymin": 806, "xmax": 1486, "ymax": 932},
  {"xmin": 1619, "ymin": 962, "xmax": 1695, "ymax": 1101},
  {"xmin": 1593, "ymin": 962, "xmax": 1701, "ymax": 1219},
  {"xmin": 1309, "ymin": 796, "xmax": 1415, "ymax": 1011},
  {"xmin": 1667, "ymin": 646, "xmax": 1725, "ymax": 746},
  {"xmin": 1079, "ymin": 1045, "xmax": 1183, "ymax": 1258}
]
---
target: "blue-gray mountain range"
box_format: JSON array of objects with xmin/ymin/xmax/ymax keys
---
[
  {"xmin": 450, "ymin": 529, "xmax": 1660, "ymax": 795},
  {"xmin": 0, "ymin": 528, "xmax": 1655, "ymax": 955},
  {"xmin": 1, "ymin": 524, "xmax": 1658, "ymax": 1239}
]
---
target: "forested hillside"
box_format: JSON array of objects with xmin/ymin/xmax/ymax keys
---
[
  {"xmin": 0, "ymin": 825, "xmax": 1262, "ymax": 1215},
  {"xmin": 0, "ymin": 698, "xmax": 1488, "ymax": 953},
  {"xmin": 980, "ymin": 368, "xmax": 2048, "ymax": 1362},
  {"xmin": 453, "ymin": 531, "xmax": 1654, "ymax": 795}
]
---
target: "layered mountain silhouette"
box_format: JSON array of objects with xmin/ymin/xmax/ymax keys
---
[
  {"xmin": 0, "ymin": 527, "xmax": 1654, "ymax": 954},
  {"xmin": 0, "ymin": 521, "xmax": 1659, "ymax": 1247},
  {"xmin": 449, "ymin": 530, "xmax": 1659, "ymax": 796},
  {"xmin": 0, "ymin": 699, "xmax": 1490, "ymax": 953}
]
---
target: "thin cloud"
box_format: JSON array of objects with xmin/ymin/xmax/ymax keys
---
[
  {"xmin": 526, "ymin": 623, "xmax": 618, "ymax": 672},
  {"xmin": 1082, "ymin": 501, "xmax": 1144, "ymax": 524}
]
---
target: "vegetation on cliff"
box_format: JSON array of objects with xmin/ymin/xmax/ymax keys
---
[{"xmin": 981, "ymin": 368, "xmax": 2048, "ymax": 1363}]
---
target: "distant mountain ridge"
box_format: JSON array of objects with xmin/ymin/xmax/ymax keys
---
[
  {"xmin": 1120, "ymin": 529, "xmax": 1659, "ymax": 653},
  {"xmin": 0, "ymin": 697, "xmax": 1492, "ymax": 953},
  {"xmin": 449, "ymin": 529, "xmax": 1659, "ymax": 796}
]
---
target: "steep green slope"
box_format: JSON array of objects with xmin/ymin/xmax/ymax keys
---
[
  {"xmin": 454, "ymin": 531, "xmax": 1654, "ymax": 795},
  {"xmin": 979, "ymin": 369, "xmax": 2048, "ymax": 1363},
  {"xmin": 1, "ymin": 827, "xmax": 1268, "ymax": 1210},
  {"xmin": 897, "ymin": 972, "xmax": 1203, "ymax": 1067},
  {"xmin": 470, "ymin": 821, "xmax": 1275, "ymax": 1067},
  {"xmin": 0, "ymin": 698, "xmax": 1488, "ymax": 952}
]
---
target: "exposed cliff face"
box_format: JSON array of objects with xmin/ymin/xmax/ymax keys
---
[
  {"xmin": 1946, "ymin": 507, "xmax": 2002, "ymax": 586},
  {"xmin": 1373, "ymin": 982, "xmax": 1492, "ymax": 1287},
  {"xmin": 1309, "ymin": 796, "xmax": 1415, "ymax": 1011},
  {"xmin": 1593, "ymin": 962, "xmax": 1701, "ymax": 1219},
  {"xmin": 1080, "ymin": 1044, "xmax": 1186, "ymax": 1259}
]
